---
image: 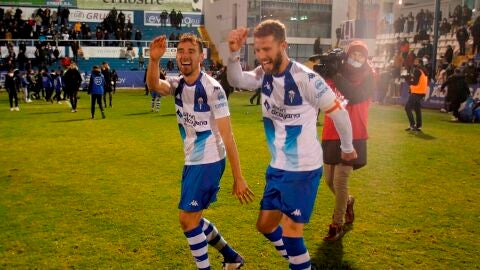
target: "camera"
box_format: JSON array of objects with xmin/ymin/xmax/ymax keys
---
[{"xmin": 311, "ymin": 48, "xmax": 345, "ymax": 79}]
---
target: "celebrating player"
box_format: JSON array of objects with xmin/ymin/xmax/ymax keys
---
[
  {"xmin": 227, "ymin": 20, "xmax": 357, "ymax": 269},
  {"xmin": 146, "ymin": 33, "xmax": 254, "ymax": 270}
]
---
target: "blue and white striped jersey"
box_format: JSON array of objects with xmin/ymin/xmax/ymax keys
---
[
  {"xmin": 167, "ymin": 72, "xmax": 230, "ymax": 165},
  {"xmin": 228, "ymin": 60, "xmax": 337, "ymax": 171}
]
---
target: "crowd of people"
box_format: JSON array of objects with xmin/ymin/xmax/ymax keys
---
[{"xmin": 3, "ymin": 60, "xmax": 118, "ymax": 118}]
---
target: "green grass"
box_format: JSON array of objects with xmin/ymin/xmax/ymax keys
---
[{"xmin": 0, "ymin": 89, "xmax": 479, "ymax": 269}]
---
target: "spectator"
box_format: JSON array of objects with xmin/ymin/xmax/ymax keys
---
[
  {"xmin": 462, "ymin": 4, "xmax": 472, "ymax": 25},
  {"xmin": 313, "ymin": 37, "xmax": 322, "ymax": 55},
  {"xmin": 416, "ymin": 9, "xmax": 425, "ymax": 32},
  {"xmin": 456, "ymin": 26, "xmax": 469, "ymax": 56},
  {"xmin": 405, "ymin": 49, "xmax": 416, "ymax": 70},
  {"xmin": 138, "ymin": 53, "xmax": 145, "ymax": 69},
  {"xmin": 63, "ymin": 62, "xmax": 82, "ymax": 112},
  {"xmin": 463, "ymin": 59, "xmax": 478, "ymax": 84},
  {"xmin": 440, "ymin": 18, "xmax": 451, "ymax": 36},
  {"xmin": 407, "ymin": 12, "xmax": 414, "ymax": 33},
  {"xmin": 169, "ymin": 9, "xmax": 177, "ymax": 28},
  {"xmin": 160, "ymin": 10, "xmax": 168, "ymax": 27},
  {"xmin": 441, "ymin": 68, "xmax": 471, "ymax": 121},
  {"xmin": 125, "ymin": 43, "xmax": 135, "ymax": 63},
  {"xmin": 111, "ymin": 69, "xmax": 118, "ymax": 94},
  {"xmin": 5, "ymin": 68, "xmax": 20, "ymax": 111},
  {"xmin": 166, "ymin": 59, "xmax": 174, "ymax": 71},
  {"xmin": 400, "ymin": 38, "xmax": 409, "ymax": 60},
  {"xmin": 176, "ymin": 11, "xmax": 183, "ymax": 29},
  {"xmin": 445, "ymin": 45, "xmax": 454, "ymax": 64},
  {"xmin": 87, "ymin": 65, "xmax": 106, "ymax": 119},
  {"xmin": 470, "ymin": 17, "xmax": 480, "ymax": 55},
  {"xmin": 134, "ymin": 29, "xmax": 142, "ymax": 47}
]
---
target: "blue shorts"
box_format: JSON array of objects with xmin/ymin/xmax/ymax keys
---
[
  {"xmin": 178, "ymin": 159, "xmax": 225, "ymax": 212},
  {"xmin": 260, "ymin": 166, "xmax": 322, "ymax": 223}
]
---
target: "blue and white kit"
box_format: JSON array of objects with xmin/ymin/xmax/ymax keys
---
[
  {"xmin": 166, "ymin": 72, "xmax": 231, "ymax": 211},
  {"xmin": 167, "ymin": 72, "xmax": 230, "ymax": 165}
]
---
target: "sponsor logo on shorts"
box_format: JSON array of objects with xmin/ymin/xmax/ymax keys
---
[
  {"xmin": 291, "ymin": 209, "xmax": 302, "ymax": 216},
  {"xmin": 189, "ymin": 200, "xmax": 199, "ymax": 207}
]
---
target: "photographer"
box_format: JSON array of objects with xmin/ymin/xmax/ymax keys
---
[{"xmin": 321, "ymin": 40, "xmax": 374, "ymax": 241}]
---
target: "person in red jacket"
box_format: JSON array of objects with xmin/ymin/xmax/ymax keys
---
[{"xmin": 322, "ymin": 40, "xmax": 375, "ymax": 241}]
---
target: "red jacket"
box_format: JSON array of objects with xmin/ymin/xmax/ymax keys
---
[{"xmin": 322, "ymin": 73, "xmax": 373, "ymax": 141}]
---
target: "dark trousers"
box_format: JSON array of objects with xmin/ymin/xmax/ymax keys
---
[
  {"xmin": 405, "ymin": 93, "xmax": 425, "ymax": 128},
  {"xmin": 450, "ymin": 100, "xmax": 462, "ymax": 118},
  {"xmin": 250, "ymin": 88, "xmax": 261, "ymax": 105},
  {"xmin": 70, "ymin": 90, "xmax": 78, "ymax": 110},
  {"xmin": 53, "ymin": 91, "xmax": 62, "ymax": 102},
  {"xmin": 103, "ymin": 91, "xmax": 112, "ymax": 107},
  {"xmin": 459, "ymin": 41, "xmax": 466, "ymax": 55},
  {"xmin": 473, "ymin": 39, "xmax": 480, "ymax": 55},
  {"xmin": 8, "ymin": 89, "xmax": 18, "ymax": 108},
  {"xmin": 45, "ymin": 87, "xmax": 54, "ymax": 101},
  {"xmin": 91, "ymin": 94, "xmax": 104, "ymax": 117}
]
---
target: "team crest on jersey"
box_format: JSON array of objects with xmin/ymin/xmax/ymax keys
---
[
  {"xmin": 262, "ymin": 76, "xmax": 274, "ymax": 97},
  {"xmin": 284, "ymin": 73, "xmax": 302, "ymax": 106}
]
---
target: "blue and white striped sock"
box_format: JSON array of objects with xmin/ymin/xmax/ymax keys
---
[
  {"xmin": 202, "ymin": 218, "xmax": 238, "ymax": 262},
  {"xmin": 184, "ymin": 223, "xmax": 210, "ymax": 270},
  {"xmin": 263, "ymin": 226, "xmax": 288, "ymax": 259},
  {"xmin": 283, "ymin": 236, "xmax": 311, "ymax": 270}
]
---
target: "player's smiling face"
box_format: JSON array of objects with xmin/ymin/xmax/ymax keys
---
[
  {"xmin": 176, "ymin": 41, "xmax": 203, "ymax": 77},
  {"xmin": 254, "ymin": 35, "xmax": 287, "ymax": 75}
]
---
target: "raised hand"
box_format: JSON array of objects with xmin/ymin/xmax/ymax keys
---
[
  {"xmin": 228, "ymin": 28, "xmax": 248, "ymax": 52},
  {"xmin": 149, "ymin": 35, "xmax": 167, "ymax": 62}
]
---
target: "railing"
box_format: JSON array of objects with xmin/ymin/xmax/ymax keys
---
[{"xmin": 0, "ymin": 39, "xmax": 210, "ymax": 49}]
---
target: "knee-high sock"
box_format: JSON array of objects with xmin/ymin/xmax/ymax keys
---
[
  {"xmin": 201, "ymin": 218, "xmax": 238, "ymax": 261},
  {"xmin": 263, "ymin": 226, "xmax": 288, "ymax": 259},
  {"xmin": 283, "ymin": 236, "xmax": 311, "ymax": 270},
  {"xmin": 184, "ymin": 223, "xmax": 210, "ymax": 270}
]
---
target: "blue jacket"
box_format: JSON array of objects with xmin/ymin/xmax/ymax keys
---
[
  {"xmin": 88, "ymin": 71, "xmax": 105, "ymax": 95},
  {"xmin": 42, "ymin": 73, "xmax": 53, "ymax": 89}
]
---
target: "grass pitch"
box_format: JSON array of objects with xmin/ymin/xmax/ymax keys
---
[{"xmin": 0, "ymin": 89, "xmax": 479, "ymax": 269}]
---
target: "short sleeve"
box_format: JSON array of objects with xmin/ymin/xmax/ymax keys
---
[
  {"xmin": 303, "ymin": 73, "xmax": 337, "ymax": 111},
  {"xmin": 209, "ymin": 83, "xmax": 230, "ymax": 119}
]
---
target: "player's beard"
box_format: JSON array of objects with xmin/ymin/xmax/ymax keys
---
[
  {"xmin": 179, "ymin": 60, "xmax": 195, "ymax": 77},
  {"xmin": 262, "ymin": 52, "xmax": 283, "ymax": 75}
]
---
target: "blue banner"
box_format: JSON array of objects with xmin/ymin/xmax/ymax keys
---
[{"xmin": 144, "ymin": 12, "xmax": 203, "ymax": 27}]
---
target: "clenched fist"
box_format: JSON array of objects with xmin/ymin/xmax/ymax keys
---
[{"xmin": 228, "ymin": 28, "xmax": 248, "ymax": 52}]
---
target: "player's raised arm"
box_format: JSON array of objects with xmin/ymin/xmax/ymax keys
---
[
  {"xmin": 226, "ymin": 28, "xmax": 263, "ymax": 91},
  {"xmin": 147, "ymin": 36, "xmax": 172, "ymax": 96},
  {"xmin": 215, "ymin": 116, "xmax": 254, "ymax": 204}
]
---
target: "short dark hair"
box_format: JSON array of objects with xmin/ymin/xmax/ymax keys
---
[
  {"xmin": 254, "ymin": 19, "xmax": 286, "ymax": 42},
  {"xmin": 178, "ymin": 33, "xmax": 203, "ymax": 52}
]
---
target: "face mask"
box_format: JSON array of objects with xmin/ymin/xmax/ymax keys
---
[
  {"xmin": 347, "ymin": 57, "xmax": 363, "ymax": 68},
  {"xmin": 422, "ymin": 58, "xmax": 428, "ymax": 65}
]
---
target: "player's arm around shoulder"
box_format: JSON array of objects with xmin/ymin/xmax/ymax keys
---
[{"xmin": 215, "ymin": 116, "xmax": 254, "ymax": 205}]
